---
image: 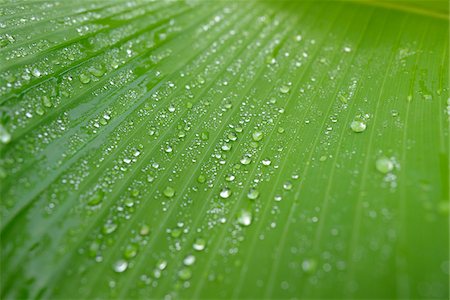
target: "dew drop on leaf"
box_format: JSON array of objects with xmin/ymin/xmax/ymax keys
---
[
  {"xmin": 193, "ymin": 238, "xmax": 206, "ymax": 251},
  {"xmin": 163, "ymin": 186, "xmax": 175, "ymax": 198},
  {"xmin": 113, "ymin": 259, "xmax": 128, "ymax": 273},
  {"xmin": 350, "ymin": 120, "xmax": 366, "ymax": 133},
  {"xmin": 219, "ymin": 187, "xmax": 232, "ymax": 199},
  {"xmin": 376, "ymin": 157, "xmax": 394, "ymax": 174},
  {"xmin": 237, "ymin": 209, "xmax": 252, "ymax": 227}
]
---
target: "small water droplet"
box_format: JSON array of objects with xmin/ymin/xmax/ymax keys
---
[
  {"xmin": 139, "ymin": 224, "xmax": 150, "ymax": 236},
  {"xmin": 0, "ymin": 125, "xmax": 11, "ymax": 144},
  {"xmin": 220, "ymin": 187, "xmax": 232, "ymax": 199},
  {"xmin": 350, "ymin": 120, "xmax": 366, "ymax": 133},
  {"xmin": 283, "ymin": 181, "xmax": 292, "ymax": 191},
  {"xmin": 237, "ymin": 209, "xmax": 252, "ymax": 227},
  {"xmin": 178, "ymin": 268, "xmax": 192, "ymax": 281},
  {"xmin": 183, "ymin": 255, "xmax": 196, "ymax": 266},
  {"xmin": 301, "ymin": 259, "xmax": 317, "ymax": 274},
  {"xmin": 124, "ymin": 244, "xmax": 138, "ymax": 259},
  {"xmin": 87, "ymin": 190, "xmax": 104, "ymax": 206},
  {"xmin": 376, "ymin": 157, "xmax": 394, "ymax": 174},
  {"xmin": 221, "ymin": 143, "xmax": 231, "ymax": 151},
  {"xmin": 240, "ymin": 155, "xmax": 251, "ymax": 165},
  {"xmin": 113, "ymin": 259, "xmax": 128, "ymax": 273},
  {"xmin": 252, "ymin": 131, "xmax": 263, "ymax": 142},
  {"xmin": 279, "ymin": 85, "xmax": 290, "ymax": 94},
  {"xmin": 163, "ymin": 186, "xmax": 175, "ymax": 198},
  {"xmin": 79, "ymin": 73, "xmax": 91, "ymax": 84},
  {"xmin": 247, "ymin": 188, "xmax": 259, "ymax": 200},
  {"xmin": 193, "ymin": 238, "xmax": 206, "ymax": 251},
  {"xmin": 102, "ymin": 222, "xmax": 118, "ymax": 235}
]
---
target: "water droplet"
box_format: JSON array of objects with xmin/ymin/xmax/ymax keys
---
[
  {"xmin": 301, "ymin": 259, "xmax": 317, "ymax": 274},
  {"xmin": 197, "ymin": 174, "xmax": 206, "ymax": 183},
  {"xmin": 178, "ymin": 268, "xmax": 192, "ymax": 281},
  {"xmin": 225, "ymin": 174, "xmax": 235, "ymax": 182},
  {"xmin": 79, "ymin": 73, "xmax": 91, "ymax": 84},
  {"xmin": 157, "ymin": 259, "xmax": 168, "ymax": 270},
  {"xmin": 102, "ymin": 221, "xmax": 118, "ymax": 235},
  {"xmin": 164, "ymin": 145, "xmax": 173, "ymax": 153},
  {"xmin": 31, "ymin": 68, "xmax": 41, "ymax": 78},
  {"xmin": 350, "ymin": 120, "xmax": 366, "ymax": 133},
  {"xmin": 376, "ymin": 157, "xmax": 394, "ymax": 174},
  {"xmin": 201, "ymin": 131, "xmax": 209, "ymax": 141},
  {"xmin": 262, "ymin": 159, "xmax": 271, "ymax": 166},
  {"xmin": 113, "ymin": 259, "xmax": 128, "ymax": 273},
  {"xmin": 283, "ymin": 181, "xmax": 293, "ymax": 191},
  {"xmin": 219, "ymin": 187, "xmax": 232, "ymax": 199},
  {"xmin": 237, "ymin": 209, "xmax": 252, "ymax": 227},
  {"xmin": 87, "ymin": 190, "xmax": 104, "ymax": 206},
  {"xmin": 193, "ymin": 238, "xmax": 206, "ymax": 251},
  {"xmin": 247, "ymin": 188, "xmax": 259, "ymax": 200},
  {"xmin": 124, "ymin": 244, "xmax": 138, "ymax": 259},
  {"xmin": 89, "ymin": 66, "xmax": 104, "ymax": 77},
  {"xmin": 42, "ymin": 96, "xmax": 52, "ymax": 108},
  {"xmin": 163, "ymin": 186, "xmax": 175, "ymax": 198},
  {"xmin": 139, "ymin": 224, "xmax": 150, "ymax": 236},
  {"xmin": 0, "ymin": 125, "xmax": 11, "ymax": 144},
  {"xmin": 240, "ymin": 155, "xmax": 251, "ymax": 165},
  {"xmin": 252, "ymin": 131, "xmax": 263, "ymax": 141},
  {"xmin": 274, "ymin": 194, "xmax": 282, "ymax": 201},
  {"xmin": 183, "ymin": 255, "xmax": 196, "ymax": 266},
  {"xmin": 279, "ymin": 85, "xmax": 290, "ymax": 94},
  {"xmin": 221, "ymin": 143, "xmax": 231, "ymax": 151},
  {"xmin": 343, "ymin": 46, "xmax": 352, "ymax": 53}
]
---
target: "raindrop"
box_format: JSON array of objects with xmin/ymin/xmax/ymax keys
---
[
  {"xmin": 79, "ymin": 73, "xmax": 91, "ymax": 84},
  {"xmin": 247, "ymin": 188, "xmax": 259, "ymax": 200},
  {"xmin": 87, "ymin": 190, "xmax": 104, "ymax": 206},
  {"xmin": 252, "ymin": 131, "xmax": 263, "ymax": 142},
  {"xmin": 262, "ymin": 159, "xmax": 271, "ymax": 166},
  {"xmin": 220, "ymin": 187, "xmax": 232, "ymax": 199},
  {"xmin": 102, "ymin": 222, "xmax": 118, "ymax": 235},
  {"xmin": 283, "ymin": 181, "xmax": 293, "ymax": 191},
  {"xmin": 237, "ymin": 209, "xmax": 252, "ymax": 227},
  {"xmin": 0, "ymin": 125, "xmax": 11, "ymax": 144},
  {"xmin": 139, "ymin": 224, "xmax": 150, "ymax": 236},
  {"xmin": 376, "ymin": 157, "xmax": 394, "ymax": 174},
  {"xmin": 178, "ymin": 268, "xmax": 192, "ymax": 281},
  {"xmin": 183, "ymin": 255, "xmax": 196, "ymax": 266},
  {"xmin": 124, "ymin": 244, "xmax": 138, "ymax": 259},
  {"xmin": 279, "ymin": 85, "xmax": 290, "ymax": 94},
  {"xmin": 163, "ymin": 186, "xmax": 175, "ymax": 198},
  {"xmin": 350, "ymin": 120, "xmax": 366, "ymax": 133},
  {"xmin": 301, "ymin": 259, "xmax": 317, "ymax": 274},
  {"xmin": 240, "ymin": 155, "xmax": 251, "ymax": 165},
  {"xmin": 113, "ymin": 259, "xmax": 128, "ymax": 273},
  {"xmin": 193, "ymin": 238, "xmax": 206, "ymax": 251}
]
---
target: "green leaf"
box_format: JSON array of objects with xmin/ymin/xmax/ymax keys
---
[{"xmin": 1, "ymin": 0, "xmax": 448, "ymax": 299}]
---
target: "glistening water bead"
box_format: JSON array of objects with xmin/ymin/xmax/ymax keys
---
[
  {"xmin": 350, "ymin": 120, "xmax": 366, "ymax": 133},
  {"xmin": 376, "ymin": 157, "xmax": 394, "ymax": 174}
]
